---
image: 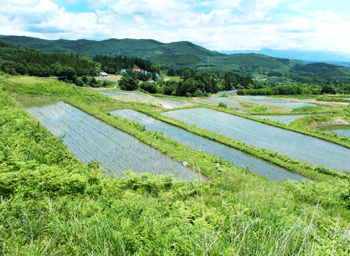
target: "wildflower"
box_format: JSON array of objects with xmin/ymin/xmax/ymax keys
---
[{"xmin": 22, "ymin": 220, "xmax": 25, "ymax": 222}]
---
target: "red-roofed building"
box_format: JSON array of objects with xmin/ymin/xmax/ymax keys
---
[{"xmin": 133, "ymin": 68, "xmax": 142, "ymax": 73}]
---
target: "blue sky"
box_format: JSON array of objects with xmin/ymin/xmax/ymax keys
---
[{"xmin": 1, "ymin": 0, "xmax": 349, "ymax": 52}]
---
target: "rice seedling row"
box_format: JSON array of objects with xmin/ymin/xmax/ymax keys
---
[
  {"xmin": 162, "ymin": 108, "xmax": 350, "ymax": 173},
  {"xmin": 111, "ymin": 109, "xmax": 303, "ymax": 181},
  {"xmin": 26, "ymin": 102, "xmax": 194, "ymax": 179}
]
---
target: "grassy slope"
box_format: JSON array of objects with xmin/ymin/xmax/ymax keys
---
[{"xmin": 1, "ymin": 76, "xmax": 350, "ymax": 254}]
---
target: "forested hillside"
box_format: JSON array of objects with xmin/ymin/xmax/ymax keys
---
[{"xmin": 2, "ymin": 35, "xmax": 350, "ymax": 84}]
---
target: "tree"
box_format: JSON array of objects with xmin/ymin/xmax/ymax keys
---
[
  {"xmin": 321, "ymin": 84, "xmax": 336, "ymax": 94},
  {"xmin": 119, "ymin": 76, "xmax": 138, "ymax": 91}
]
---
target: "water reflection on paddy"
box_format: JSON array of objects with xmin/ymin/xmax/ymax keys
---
[
  {"xmin": 163, "ymin": 108, "xmax": 350, "ymax": 173},
  {"xmin": 112, "ymin": 109, "xmax": 302, "ymax": 181}
]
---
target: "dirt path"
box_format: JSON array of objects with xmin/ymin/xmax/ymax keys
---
[{"xmin": 158, "ymin": 100, "xmax": 175, "ymax": 109}]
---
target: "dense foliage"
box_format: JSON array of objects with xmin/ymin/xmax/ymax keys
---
[
  {"xmin": 236, "ymin": 83, "xmax": 346, "ymax": 95},
  {"xmin": 93, "ymin": 54, "xmax": 159, "ymax": 74},
  {"xmin": 0, "ymin": 41, "xmax": 97, "ymax": 78},
  {"xmin": 0, "ymin": 40, "xmax": 159, "ymax": 87}
]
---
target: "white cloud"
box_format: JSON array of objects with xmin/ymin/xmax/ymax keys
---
[{"xmin": 0, "ymin": 0, "xmax": 349, "ymax": 53}]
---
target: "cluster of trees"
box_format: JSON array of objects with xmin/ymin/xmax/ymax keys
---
[
  {"xmin": 236, "ymin": 83, "xmax": 348, "ymax": 95},
  {"xmin": 222, "ymin": 72, "xmax": 257, "ymax": 90},
  {"xmin": 120, "ymin": 70, "xmax": 219, "ymax": 97},
  {"xmin": 0, "ymin": 41, "xmax": 160, "ymax": 88},
  {"xmin": 93, "ymin": 55, "xmax": 159, "ymax": 75},
  {"xmin": 0, "ymin": 41, "xmax": 97, "ymax": 78}
]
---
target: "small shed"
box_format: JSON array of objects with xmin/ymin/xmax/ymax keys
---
[
  {"xmin": 121, "ymin": 69, "xmax": 128, "ymax": 74},
  {"xmin": 99, "ymin": 72, "xmax": 108, "ymax": 77}
]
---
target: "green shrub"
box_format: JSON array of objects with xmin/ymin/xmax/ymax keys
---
[{"xmin": 218, "ymin": 102, "xmax": 227, "ymax": 108}]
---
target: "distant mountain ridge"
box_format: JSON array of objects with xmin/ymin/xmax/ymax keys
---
[
  {"xmin": 220, "ymin": 49, "xmax": 350, "ymax": 66},
  {"xmin": 1, "ymin": 35, "xmax": 350, "ymax": 84},
  {"xmin": 0, "ymin": 35, "xmax": 220, "ymax": 60}
]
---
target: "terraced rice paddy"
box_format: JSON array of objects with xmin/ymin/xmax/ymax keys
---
[
  {"xmin": 26, "ymin": 102, "xmax": 195, "ymax": 179},
  {"xmin": 162, "ymin": 108, "xmax": 350, "ymax": 173},
  {"xmin": 98, "ymin": 91, "xmax": 149, "ymax": 99},
  {"xmin": 253, "ymin": 114, "xmax": 315, "ymax": 125},
  {"xmin": 161, "ymin": 99, "xmax": 185, "ymax": 105},
  {"xmin": 111, "ymin": 109, "xmax": 302, "ymax": 181},
  {"xmin": 219, "ymin": 91, "xmax": 237, "ymax": 95},
  {"xmin": 237, "ymin": 96, "xmax": 317, "ymax": 109},
  {"xmin": 319, "ymin": 125, "xmax": 350, "ymax": 138},
  {"xmin": 199, "ymin": 97, "xmax": 242, "ymax": 107}
]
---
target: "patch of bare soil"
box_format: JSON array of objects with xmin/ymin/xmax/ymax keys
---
[{"xmin": 232, "ymin": 97, "xmax": 259, "ymax": 107}]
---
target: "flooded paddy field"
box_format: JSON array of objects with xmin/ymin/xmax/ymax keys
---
[
  {"xmin": 253, "ymin": 114, "xmax": 323, "ymax": 125},
  {"xmin": 198, "ymin": 97, "xmax": 242, "ymax": 107},
  {"xmin": 112, "ymin": 109, "xmax": 302, "ymax": 181},
  {"xmin": 26, "ymin": 102, "xmax": 195, "ymax": 180},
  {"xmin": 318, "ymin": 125, "xmax": 350, "ymax": 138},
  {"xmin": 97, "ymin": 91, "xmax": 150, "ymax": 99},
  {"xmin": 161, "ymin": 99, "xmax": 186, "ymax": 106},
  {"xmin": 162, "ymin": 108, "xmax": 350, "ymax": 173},
  {"xmin": 237, "ymin": 96, "xmax": 318, "ymax": 109}
]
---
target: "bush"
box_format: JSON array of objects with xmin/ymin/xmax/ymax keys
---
[{"xmin": 218, "ymin": 102, "xmax": 227, "ymax": 108}]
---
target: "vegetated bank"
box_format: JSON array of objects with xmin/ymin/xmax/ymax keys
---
[{"xmin": 1, "ymin": 75, "xmax": 350, "ymax": 254}]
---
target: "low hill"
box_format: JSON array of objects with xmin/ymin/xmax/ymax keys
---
[
  {"xmin": 0, "ymin": 36, "xmax": 219, "ymax": 60},
  {"xmin": 294, "ymin": 62, "xmax": 336, "ymax": 74},
  {"xmin": 220, "ymin": 48, "xmax": 350, "ymax": 63},
  {"xmin": 153, "ymin": 54, "xmax": 201, "ymax": 68}
]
